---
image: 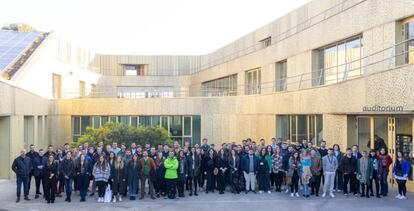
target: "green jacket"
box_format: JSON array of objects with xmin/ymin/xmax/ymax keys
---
[
  {"xmin": 164, "ymin": 156, "xmax": 179, "ymax": 179},
  {"xmin": 259, "ymin": 154, "xmax": 273, "ymax": 172}
]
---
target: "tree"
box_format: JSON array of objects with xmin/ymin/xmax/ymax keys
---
[{"xmin": 73, "ymin": 122, "xmax": 172, "ymax": 147}]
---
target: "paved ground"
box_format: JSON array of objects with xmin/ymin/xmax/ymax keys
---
[{"xmin": 0, "ymin": 179, "xmax": 413, "ymax": 211}]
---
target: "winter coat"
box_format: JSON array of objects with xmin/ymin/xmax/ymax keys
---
[
  {"xmin": 61, "ymin": 158, "xmax": 75, "ymax": 179},
  {"xmin": 12, "ymin": 156, "xmax": 32, "ymax": 178},
  {"xmin": 357, "ymin": 157, "xmax": 373, "ymax": 184},
  {"xmin": 272, "ymin": 155, "xmax": 283, "ymax": 173},
  {"xmin": 287, "ymin": 157, "xmax": 301, "ymax": 177},
  {"xmin": 75, "ymin": 160, "xmax": 91, "ymax": 176},
  {"xmin": 340, "ymin": 155, "xmax": 357, "ymax": 174},
  {"xmin": 228, "ymin": 156, "xmax": 240, "ymax": 174},
  {"xmin": 111, "ymin": 163, "xmax": 128, "ymax": 194},
  {"xmin": 43, "ymin": 161, "xmax": 58, "ymax": 180},
  {"xmin": 177, "ymin": 156, "xmax": 188, "ymax": 180},
  {"xmin": 393, "ymin": 159, "xmax": 411, "ymax": 180},
  {"xmin": 139, "ymin": 157, "xmax": 156, "ymax": 177},
  {"xmin": 310, "ymin": 156, "xmax": 322, "ymax": 175},
  {"xmin": 127, "ymin": 160, "xmax": 141, "ymax": 185},
  {"xmin": 241, "ymin": 155, "xmax": 259, "ymax": 173},
  {"xmin": 187, "ymin": 154, "xmax": 201, "ymax": 177},
  {"xmin": 164, "ymin": 157, "xmax": 179, "ymax": 179},
  {"xmin": 33, "ymin": 155, "xmax": 47, "ymax": 177}
]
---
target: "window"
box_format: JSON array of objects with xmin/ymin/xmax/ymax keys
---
[
  {"xmin": 245, "ymin": 68, "xmax": 261, "ymax": 95},
  {"xmin": 403, "ymin": 18, "xmax": 414, "ymax": 64},
  {"xmin": 93, "ymin": 116, "xmax": 100, "ymax": 128},
  {"xmin": 260, "ymin": 36, "xmax": 272, "ymax": 48},
  {"xmin": 52, "ymin": 74, "xmax": 61, "ymax": 99},
  {"xmin": 275, "ymin": 60, "xmax": 287, "ymax": 92},
  {"xmin": 276, "ymin": 114, "xmax": 323, "ymax": 143},
  {"xmin": 314, "ymin": 36, "xmax": 363, "ymax": 86},
  {"xmin": 117, "ymin": 86, "xmax": 174, "ymax": 98},
  {"xmin": 170, "ymin": 116, "xmax": 183, "ymax": 137},
  {"xmin": 202, "ymin": 74, "xmax": 237, "ymax": 96},
  {"xmin": 123, "ymin": 64, "xmax": 148, "ymax": 76},
  {"xmin": 79, "ymin": 81, "xmax": 85, "ymax": 97}
]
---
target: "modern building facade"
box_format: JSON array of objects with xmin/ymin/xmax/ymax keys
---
[{"xmin": 0, "ymin": 0, "xmax": 413, "ymax": 190}]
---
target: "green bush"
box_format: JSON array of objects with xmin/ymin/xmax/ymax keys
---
[{"xmin": 73, "ymin": 122, "xmax": 172, "ymax": 147}]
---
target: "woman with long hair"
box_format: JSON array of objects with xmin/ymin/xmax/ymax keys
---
[
  {"xmin": 272, "ymin": 147, "xmax": 284, "ymax": 192},
  {"xmin": 301, "ymin": 150, "xmax": 312, "ymax": 197},
  {"xmin": 310, "ymin": 149, "xmax": 322, "ymax": 196},
  {"xmin": 378, "ymin": 148, "xmax": 392, "ymax": 196},
  {"xmin": 187, "ymin": 147, "xmax": 201, "ymax": 196},
  {"xmin": 333, "ymin": 144, "xmax": 343, "ymax": 192},
  {"xmin": 154, "ymin": 151, "xmax": 166, "ymax": 197},
  {"xmin": 393, "ymin": 151, "xmax": 410, "ymax": 200},
  {"xmin": 177, "ymin": 150, "xmax": 188, "ymax": 197},
  {"xmin": 216, "ymin": 148, "xmax": 228, "ymax": 194},
  {"xmin": 288, "ymin": 151, "xmax": 301, "ymax": 197},
  {"xmin": 368, "ymin": 150, "xmax": 381, "ymax": 198},
  {"xmin": 127, "ymin": 153, "xmax": 140, "ymax": 200},
  {"xmin": 92, "ymin": 155, "xmax": 110, "ymax": 203},
  {"xmin": 228, "ymin": 149, "xmax": 240, "ymax": 194},
  {"xmin": 204, "ymin": 148, "xmax": 216, "ymax": 194},
  {"xmin": 258, "ymin": 148, "xmax": 271, "ymax": 194},
  {"xmin": 75, "ymin": 153, "xmax": 91, "ymax": 202},
  {"xmin": 111, "ymin": 155, "xmax": 127, "ymax": 202},
  {"xmin": 43, "ymin": 154, "xmax": 58, "ymax": 204}
]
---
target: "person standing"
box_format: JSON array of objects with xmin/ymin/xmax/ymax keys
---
[
  {"xmin": 310, "ymin": 149, "xmax": 322, "ymax": 196},
  {"xmin": 340, "ymin": 148, "xmax": 357, "ymax": 196},
  {"xmin": 93, "ymin": 155, "xmax": 111, "ymax": 203},
  {"xmin": 33, "ymin": 149, "xmax": 46, "ymax": 199},
  {"xmin": 217, "ymin": 149, "xmax": 228, "ymax": 194},
  {"xmin": 187, "ymin": 147, "xmax": 201, "ymax": 196},
  {"xmin": 241, "ymin": 149, "xmax": 258, "ymax": 194},
  {"xmin": 258, "ymin": 148, "xmax": 271, "ymax": 194},
  {"xmin": 333, "ymin": 144, "xmax": 343, "ymax": 192},
  {"xmin": 204, "ymin": 149, "xmax": 217, "ymax": 194},
  {"xmin": 75, "ymin": 154, "xmax": 91, "ymax": 202},
  {"xmin": 26, "ymin": 144, "xmax": 39, "ymax": 196},
  {"xmin": 322, "ymin": 148, "xmax": 338, "ymax": 198},
  {"xmin": 43, "ymin": 154, "xmax": 58, "ymax": 204},
  {"xmin": 288, "ymin": 152, "xmax": 301, "ymax": 197},
  {"xmin": 61, "ymin": 151, "xmax": 75, "ymax": 202},
  {"xmin": 164, "ymin": 151, "xmax": 179, "ymax": 199},
  {"xmin": 139, "ymin": 151, "xmax": 156, "ymax": 200},
  {"xmin": 127, "ymin": 154, "xmax": 141, "ymax": 200},
  {"xmin": 357, "ymin": 151, "xmax": 372, "ymax": 198},
  {"xmin": 176, "ymin": 150, "xmax": 188, "ymax": 197},
  {"xmin": 272, "ymin": 147, "xmax": 284, "ymax": 192},
  {"xmin": 111, "ymin": 155, "xmax": 127, "ymax": 202},
  {"xmin": 12, "ymin": 149, "xmax": 32, "ymax": 203},
  {"xmin": 229, "ymin": 149, "xmax": 241, "ymax": 194},
  {"xmin": 368, "ymin": 150, "xmax": 381, "ymax": 198},
  {"xmin": 393, "ymin": 151, "xmax": 411, "ymax": 200},
  {"xmin": 300, "ymin": 150, "xmax": 312, "ymax": 197},
  {"xmin": 154, "ymin": 152, "xmax": 166, "ymax": 197},
  {"xmin": 378, "ymin": 148, "xmax": 392, "ymax": 197}
]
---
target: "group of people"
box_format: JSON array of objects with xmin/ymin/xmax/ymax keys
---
[{"xmin": 11, "ymin": 137, "xmax": 412, "ymax": 204}]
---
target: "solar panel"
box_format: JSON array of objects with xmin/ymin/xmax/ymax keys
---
[{"xmin": 0, "ymin": 30, "xmax": 42, "ymax": 73}]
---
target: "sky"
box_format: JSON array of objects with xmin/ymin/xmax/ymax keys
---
[{"xmin": 0, "ymin": 0, "xmax": 311, "ymax": 55}]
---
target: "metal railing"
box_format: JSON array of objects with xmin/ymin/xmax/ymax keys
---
[{"xmin": 60, "ymin": 37, "xmax": 414, "ymax": 99}]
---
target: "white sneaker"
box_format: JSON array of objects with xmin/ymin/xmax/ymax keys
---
[
  {"xmin": 332, "ymin": 189, "xmax": 336, "ymax": 192},
  {"xmin": 395, "ymin": 194, "xmax": 402, "ymax": 199},
  {"xmin": 291, "ymin": 193, "xmax": 294, "ymax": 197},
  {"xmin": 112, "ymin": 197, "xmax": 117, "ymax": 203},
  {"xmin": 97, "ymin": 197, "xmax": 101, "ymax": 202},
  {"xmin": 322, "ymin": 193, "xmax": 326, "ymax": 198},
  {"xmin": 259, "ymin": 191, "xmax": 263, "ymax": 194},
  {"xmin": 330, "ymin": 193, "xmax": 335, "ymax": 198},
  {"xmin": 267, "ymin": 191, "xmax": 271, "ymax": 194},
  {"xmin": 337, "ymin": 190, "xmax": 341, "ymax": 192},
  {"xmin": 295, "ymin": 192, "xmax": 300, "ymax": 197},
  {"xmin": 285, "ymin": 189, "xmax": 289, "ymax": 193},
  {"xmin": 400, "ymin": 196, "xmax": 407, "ymax": 200},
  {"xmin": 119, "ymin": 196, "xmax": 122, "ymax": 202}
]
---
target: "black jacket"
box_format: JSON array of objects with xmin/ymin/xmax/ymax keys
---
[
  {"xmin": 61, "ymin": 158, "xmax": 75, "ymax": 179},
  {"xmin": 178, "ymin": 156, "xmax": 188, "ymax": 179},
  {"xmin": 187, "ymin": 154, "xmax": 201, "ymax": 177},
  {"xmin": 75, "ymin": 159, "xmax": 91, "ymax": 176},
  {"xmin": 127, "ymin": 161, "xmax": 141, "ymax": 184},
  {"xmin": 340, "ymin": 155, "xmax": 357, "ymax": 174},
  {"xmin": 12, "ymin": 156, "xmax": 32, "ymax": 178},
  {"xmin": 228, "ymin": 156, "xmax": 240, "ymax": 174},
  {"xmin": 43, "ymin": 162, "xmax": 58, "ymax": 180},
  {"xmin": 33, "ymin": 155, "xmax": 47, "ymax": 177},
  {"xmin": 111, "ymin": 164, "xmax": 127, "ymax": 193}
]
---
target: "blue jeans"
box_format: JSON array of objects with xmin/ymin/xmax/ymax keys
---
[
  {"xmin": 64, "ymin": 178, "xmax": 73, "ymax": 199},
  {"xmin": 380, "ymin": 170, "xmax": 388, "ymax": 194},
  {"xmin": 302, "ymin": 184, "xmax": 310, "ymax": 196},
  {"xmin": 128, "ymin": 179, "xmax": 139, "ymax": 196},
  {"xmin": 16, "ymin": 176, "xmax": 29, "ymax": 197}
]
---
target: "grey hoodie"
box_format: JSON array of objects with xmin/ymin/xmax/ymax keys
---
[{"xmin": 322, "ymin": 154, "xmax": 338, "ymax": 173}]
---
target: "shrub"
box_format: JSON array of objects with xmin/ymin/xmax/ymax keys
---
[{"xmin": 73, "ymin": 122, "xmax": 172, "ymax": 147}]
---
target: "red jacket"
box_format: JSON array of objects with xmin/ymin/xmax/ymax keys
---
[{"xmin": 378, "ymin": 154, "xmax": 392, "ymax": 175}]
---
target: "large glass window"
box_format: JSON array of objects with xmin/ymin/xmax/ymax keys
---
[
  {"xmin": 276, "ymin": 114, "xmax": 323, "ymax": 143},
  {"xmin": 202, "ymin": 74, "xmax": 237, "ymax": 96},
  {"xmin": 245, "ymin": 68, "xmax": 261, "ymax": 95},
  {"xmin": 123, "ymin": 64, "xmax": 148, "ymax": 76},
  {"xmin": 315, "ymin": 36, "xmax": 363, "ymax": 86},
  {"xmin": 275, "ymin": 60, "xmax": 287, "ymax": 92},
  {"xmin": 119, "ymin": 116, "xmax": 129, "ymax": 125},
  {"xmin": 183, "ymin": 116, "xmax": 192, "ymax": 136},
  {"xmin": 276, "ymin": 115, "xmax": 290, "ymax": 141},
  {"xmin": 170, "ymin": 116, "xmax": 183, "ymax": 137},
  {"xmin": 395, "ymin": 117, "xmax": 413, "ymax": 163},
  {"xmin": 93, "ymin": 116, "xmax": 100, "ymax": 128},
  {"xmin": 139, "ymin": 116, "xmax": 151, "ymax": 127},
  {"xmin": 357, "ymin": 117, "xmax": 371, "ymax": 152},
  {"xmin": 151, "ymin": 116, "xmax": 160, "ymax": 126},
  {"xmin": 131, "ymin": 117, "xmax": 138, "ymax": 127},
  {"xmin": 297, "ymin": 115, "xmax": 307, "ymax": 141}
]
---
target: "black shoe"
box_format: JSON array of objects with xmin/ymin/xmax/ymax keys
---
[
  {"xmin": 366, "ymin": 195, "xmax": 369, "ymax": 198},
  {"xmin": 151, "ymin": 196, "xmax": 156, "ymax": 200},
  {"xmin": 35, "ymin": 194, "xmax": 39, "ymax": 199},
  {"xmin": 68, "ymin": 198, "xmax": 71, "ymax": 203},
  {"xmin": 89, "ymin": 193, "xmax": 95, "ymax": 197},
  {"xmin": 245, "ymin": 191, "xmax": 248, "ymax": 194},
  {"xmin": 24, "ymin": 196, "xmax": 30, "ymax": 201},
  {"xmin": 195, "ymin": 193, "xmax": 198, "ymax": 196},
  {"xmin": 16, "ymin": 197, "xmax": 20, "ymax": 203},
  {"xmin": 47, "ymin": 200, "xmax": 50, "ymax": 204},
  {"xmin": 316, "ymin": 193, "xmax": 319, "ymax": 197},
  {"xmin": 51, "ymin": 200, "xmax": 54, "ymax": 203},
  {"xmin": 361, "ymin": 194, "xmax": 365, "ymax": 197}
]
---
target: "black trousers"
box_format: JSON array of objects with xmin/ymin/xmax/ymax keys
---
[
  {"xmin": 188, "ymin": 176, "xmax": 198, "ymax": 194},
  {"xmin": 34, "ymin": 176, "xmax": 44, "ymax": 195},
  {"xmin": 177, "ymin": 177, "xmax": 185, "ymax": 197},
  {"xmin": 396, "ymin": 179, "xmax": 407, "ymax": 196},
  {"xmin": 44, "ymin": 177, "xmax": 57, "ymax": 202},
  {"xmin": 311, "ymin": 175, "xmax": 321, "ymax": 195},
  {"xmin": 361, "ymin": 182, "xmax": 370, "ymax": 196},
  {"xmin": 96, "ymin": 181, "xmax": 107, "ymax": 197},
  {"xmin": 343, "ymin": 173, "xmax": 357, "ymax": 194},
  {"xmin": 206, "ymin": 171, "xmax": 215, "ymax": 192},
  {"xmin": 199, "ymin": 173, "xmax": 205, "ymax": 188},
  {"xmin": 369, "ymin": 170, "xmax": 380, "ymax": 196},
  {"xmin": 274, "ymin": 171, "xmax": 284, "ymax": 191},
  {"xmin": 217, "ymin": 172, "xmax": 226, "ymax": 192},
  {"xmin": 154, "ymin": 177, "xmax": 166, "ymax": 195},
  {"xmin": 57, "ymin": 173, "xmax": 65, "ymax": 194},
  {"xmin": 166, "ymin": 179, "xmax": 177, "ymax": 199},
  {"xmin": 291, "ymin": 171, "xmax": 299, "ymax": 193}
]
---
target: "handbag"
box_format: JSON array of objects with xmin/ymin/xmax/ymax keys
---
[{"xmin": 104, "ymin": 185, "xmax": 112, "ymax": 203}]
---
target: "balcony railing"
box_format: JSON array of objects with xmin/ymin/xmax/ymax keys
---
[{"xmin": 60, "ymin": 37, "xmax": 414, "ymax": 99}]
